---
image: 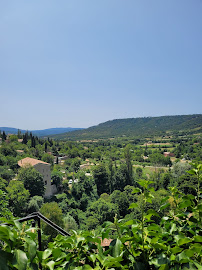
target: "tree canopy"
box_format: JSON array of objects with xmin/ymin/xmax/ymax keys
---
[{"xmin": 17, "ymin": 166, "xmax": 45, "ymax": 197}]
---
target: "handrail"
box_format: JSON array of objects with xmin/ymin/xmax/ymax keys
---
[
  {"xmin": 1, "ymin": 212, "xmax": 71, "ymax": 269},
  {"xmin": 20, "ymin": 212, "xmax": 70, "ymax": 236}
]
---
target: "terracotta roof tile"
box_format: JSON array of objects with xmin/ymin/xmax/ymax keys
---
[
  {"xmin": 100, "ymin": 238, "xmax": 113, "ymax": 247},
  {"xmin": 18, "ymin": 157, "xmax": 50, "ymax": 167}
]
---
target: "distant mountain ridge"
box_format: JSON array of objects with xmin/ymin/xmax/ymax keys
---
[
  {"xmin": 0, "ymin": 127, "xmax": 83, "ymax": 137},
  {"xmin": 51, "ymin": 114, "xmax": 202, "ymax": 140}
]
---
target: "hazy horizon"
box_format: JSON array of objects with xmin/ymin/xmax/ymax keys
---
[{"xmin": 1, "ymin": 1, "xmax": 202, "ymax": 129}]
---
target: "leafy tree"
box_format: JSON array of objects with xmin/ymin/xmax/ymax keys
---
[
  {"xmin": 162, "ymin": 172, "xmax": 172, "ymax": 190},
  {"xmin": 86, "ymin": 198, "xmax": 117, "ymax": 227},
  {"xmin": 51, "ymin": 170, "xmax": 63, "ymax": 188},
  {"xmin": 172, "ymin": 162, "xmax": 191, "ymax": 179},
  {"xmin": 80, "ymin": 175, "xmax": 97, "ymax": 198},
  {"xmin": 62, "ymin": 179, "xmax": 70, "ymax": 194},
  {"xmin": 9, "ymin": 135, "xmax": 18, "ymax": 142},
  {"xmin": 0, "ymin": 190, "xmax": 12, "ymax": 219},
  {"xmin": 67, "ymin": 147, "xmax": 79, "ymax": 158},
  {"xmin": 41, "ymin": 153, "xmax": 54, "ymax": 166},
  {"xmin": 123, "ymin": 185, "xmax": 136, "ymax": 204},
  {"xmin": 124, "ymin": 144, "xmax": 133, "ymax": 185},
  {"xmin": 100, "ymin": 193, "xmax": 111, "ymax": 202},
  {"xmin": 149, "ymin": 152, "xmax": 172, "ymax": 166},
  {"xmin": 28, "ymin": 196, "xmax": 44, "ymax": 213},
  {"xmin": 0, "ymin": 166, "xmax": 15, "ymax": 182},
  {"xmin": 177, "ymin": 174, "xmax": 198, "ymax": 195},
  {"xmin": 40, "ymin": 202, "xmax": 64, "ymax": 240},
  {"xmin": 0, "ymin": 144, "xmax": 17, "ymax": 157},
  {"xmin": 17, "ymin": 166, "xmax": 45, "ymax": 197},
  {"xmin": 110, "ymin": 190, "xmax": 129, "ymax": 217},
  {"xmin": 0, "ymin": 154, "xmax": 7, "ymax": 166},
  {"xmin": 6, "ymin": 180, "xmax": 30, "ymax": 217},
  {"xmin": 0, "ymin": 177, "xmax": 8, "ymax": 192},
  {"xmin": 112, "ymin": 163, "xmax": 129, "ymax": 191},
  {"xmin": 6, "ymin": 156, "xmax": 18, "ymax": 171},
  {"xmin": 71, "ymin": 158, "xmax": 81, "ymax": 173},
  {"xmin": 63, "ymin": 214, "xmax": 78, "ymax": 232},
  {"xmin": 93, "ymin": 164, "xmax": 109, "ymax": 195},
  {"xmin": 86, "ymin": 216, "xmax": 100, "ymax": 230},
  {"xmin": 136, "ymin": 167, "xmax": 143, "ymax": 178}
]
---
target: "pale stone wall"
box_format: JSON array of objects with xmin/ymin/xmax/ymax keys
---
[{"xmin": 34, "ymin": 163, "xmax": 52, "ymax": 197}]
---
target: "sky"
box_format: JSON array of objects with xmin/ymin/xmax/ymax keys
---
[{"xmin": 0, "ymin": 0, "xmax": 202, "ymax": 129}]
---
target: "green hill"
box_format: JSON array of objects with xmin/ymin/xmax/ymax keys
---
[{"xmin": 51, "ymin": 114, "xmax": 202, "ymax": 140}]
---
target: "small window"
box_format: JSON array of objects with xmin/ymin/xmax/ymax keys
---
[{"xmin": 45, "ymin": 181, "xmax": 47, "ymax": 185}]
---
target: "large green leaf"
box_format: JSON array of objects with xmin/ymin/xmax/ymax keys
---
[
  {"xmin": 132, "ymin": 188, "xmax": 141, "ymax": 194},
  {"xmin": 159, "ymin": 203, "xmax": 170, "ymax": 211},
  {"xmin": 147, "ymin": 224, "xmax": 160, "ymax": 231},
  {"xmin": 177, "ymin": 250, "xmax": 189, "ymax": 263},
  {"xmin": 0, "ymin": 226, "xmax": 9, "ymax": 241},
  {"xmin": 110, "ymin": 238, "xmax": 122, "ymax": 257},
  {"xmin": 25, "ymin": 237, "xmax": 37, "ymax": 262},
  {"xmin": 194, "ymin": 235, "xmax": 202, "ymax": 242},
  {"xmin": 179, "ymin": 200, "xmax": 192, "ymax": 209},
  {"xmin": 175, "ymin": 235, "xmax": 192, "ymax": 246},
  {"xmin": 170, "ymin": 246, "xmax": 183, "ymax": 254},
  {"xmin": 88, "ymin": 254, "xmax": 96, "ymax": 263},
  {"xmin": 46, "ymin": 260, "xmax": 55, "ymax": 270},
  {"xmin": 13, "ymin": 249, "xmax": 28, "ymax": 270},
  {"xmin": 52, "ymin": 248, "xmax": 66, "ymax": 261},
  {"xmin": 42, "ymin": 248, "xmax": 52, "ymax": 260},
  {"xmin": 190, "ymin": 243, "xmax": 202, "ymax": 253},
  {"xmin": 128, "ymin": 203, "xmax": 138, "ymax": 209}
]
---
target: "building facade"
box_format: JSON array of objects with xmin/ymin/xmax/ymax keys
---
[{"xmin": 18, "ymin": 157, "xmax": 52, "ymax": 197}]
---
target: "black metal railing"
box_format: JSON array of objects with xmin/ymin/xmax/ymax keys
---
[{"xmin": 1, "ymin": 212, "xmax": 70, "ymax": 269}]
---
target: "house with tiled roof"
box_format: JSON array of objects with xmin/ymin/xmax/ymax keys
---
[
  {"xmin": 18, "ymin": 157, "xmax": 53, "ymax": 197},
  {"xmin": 163, "ymin": 152, "xmax": 175, "ymax": 157}
]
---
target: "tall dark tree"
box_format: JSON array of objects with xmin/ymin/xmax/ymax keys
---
[
  {"xmin": 113, "ymin": 164, "xmax": 128, "ymax": 191},
  {"xmin": 2, "ymin": 131, "xmax": 7, "ymax": 141},
  {"xmin": 22, "ymin": 132, "xmax": 28, "ymax": 144},
  {"xmin": 93, "ymin": 164, "xmax": 109, "ymax": 196},
  {"xmin": 124, "ymin": 145, "xmax": 133, "ymax": 185},
  {"xmin": 44, "ymin": 142, "xmax": 48, "ymax": 152}
]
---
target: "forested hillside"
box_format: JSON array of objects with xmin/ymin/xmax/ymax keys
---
[{"xmin": 52, "ymin": 114, "xmax": 202, "ymax": 140}]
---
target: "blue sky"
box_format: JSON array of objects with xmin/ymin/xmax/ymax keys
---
[{"xmin": 1, "ymin": 0, "xmax": 202, "ymax": 129}]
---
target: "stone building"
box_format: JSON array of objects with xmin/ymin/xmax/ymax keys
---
[{"xmin": 18, "ymin": 157, "xmax": 53, "ymax": 197}]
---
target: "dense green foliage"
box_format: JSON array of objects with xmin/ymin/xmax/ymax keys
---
[
  {"xmin": 0, "ymin": 164, "xmax": 201, "ymax": 269},
  {"xmin": 0, "ymin": 123, "xmax": 202, "ymax": 268},
  {"xmin": 17, "ymin": 166, "xmax": 45, "ymax": 197}
]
